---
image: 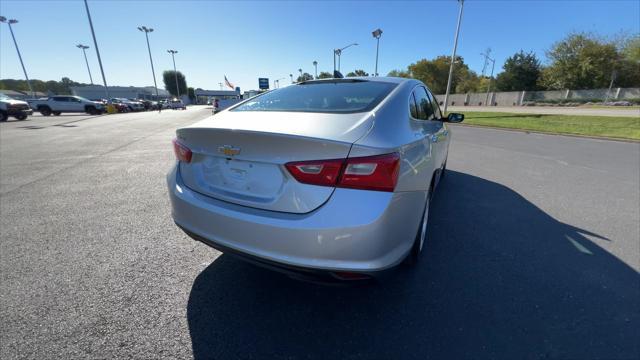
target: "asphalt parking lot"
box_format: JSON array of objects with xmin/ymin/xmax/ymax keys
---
[{"xmin": 1, "ymin": 107, "xmax": 638, "ymax": 359}]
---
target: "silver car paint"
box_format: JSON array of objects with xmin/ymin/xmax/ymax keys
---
[{"xmin": 168, "ymin": 77, "xmax": 451, "ymax": 272}]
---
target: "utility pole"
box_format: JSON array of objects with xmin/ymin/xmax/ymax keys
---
[
  {"xmin": 218, "ymin": 82, "xmax": 223, "ymax": 90},
  {"xmin": 76, "ymin": 44, "xmax": 94, "ymax": 84},
  {"xmin": 484, "ymin": 57, "xmax": 495, "ymax": 106},
  {"xmin": 443, "ymin": 0, "xmax": 464, "ymax": 114},
  {"xmin": 167, "ymin": 50, "xmax": 180, "ymax": 98},
  {"xmin": 480, "ymin": 48, "xmax": 492, "ymax": 77},
  {"xmin": 83, "ymin": 0, "xmax": 109, "ymax": 99},
  {"xmin": 137, "ymin": 26, "xmax": 159, "ymax": 100},
  {"xmin": 0, "ymin": 17, "xmax": 34, "ymax": 98}
]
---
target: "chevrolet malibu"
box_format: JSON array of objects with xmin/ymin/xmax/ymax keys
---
[{"xmin": 167, "ymin": 77, "xmax": 463, "ymax": 281}]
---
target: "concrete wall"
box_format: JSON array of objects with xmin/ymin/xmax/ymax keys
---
[{"xmin": 435, "ymin": 87, "xmax": 639, "ymax": 107}]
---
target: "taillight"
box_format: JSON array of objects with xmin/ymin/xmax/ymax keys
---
[
  {"xmin": 172, "ymin": 138, "xmax": 192, "ymax": 163},
  {"xmin": 340, "ymin": 153, "xmax": 400, "ymax": 192},
  {"xmin": 285, "ymin": 153, "xmax": 400, "ymax": 192},
  {"xmin": 285, "ymin": 158, "xmax": 343, "ymax": 187}
]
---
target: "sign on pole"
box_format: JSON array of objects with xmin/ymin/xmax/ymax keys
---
[{"xmin": 258, "ymin": 78, "xmax": 269, "ymax": 90}]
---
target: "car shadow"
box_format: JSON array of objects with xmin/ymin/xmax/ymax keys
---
[{"xmin": 186, "ymin": 171, "xmax": 639, "ymax": 359}]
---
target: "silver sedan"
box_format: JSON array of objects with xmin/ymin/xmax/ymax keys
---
[{"xmin": 167, "ymin": 77, "xmax": 464, "ymax": 281}]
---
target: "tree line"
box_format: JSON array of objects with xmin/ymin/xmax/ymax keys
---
[
  {"xmin": 385, "ymin": 32, "xmax": 640, "ymax": 94},
  {"xmin": 0, "ymin": 70, "xmax": 194, "ymax": 99}
]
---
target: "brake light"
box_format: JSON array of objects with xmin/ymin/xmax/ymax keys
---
[
  {"xmin": 285, "ymin": 158, "xmax": 343, "ymax": 187},
  {"xmin": 285, "ymin": 153, "xmax": 400, "ymax": 192},
  {"xmin": 340, "ymin": 153, "xmax": 400, "ymax": 192},
  {"xmin": 172, "ymin": 138, "xmax": 192, "ymax": 163}
]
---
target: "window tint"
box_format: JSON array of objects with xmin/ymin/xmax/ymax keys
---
[
  {"xmin": 409, "ymin": 93, "xmax": 418, "ymax": 119},
  {"xmin": 232, "ymin": 80, "xmax": 397, "ymax": 113},
  {"xmin": 53, "ymin": 97, "xmax": 68, "ymax": 102},
  {"xmin": 425, "ymin": 88, "xmax": 442, "ymax": 119},
  {"xmin": 413, "ymin": 87, "xmax": 435, "ymax": 120}
]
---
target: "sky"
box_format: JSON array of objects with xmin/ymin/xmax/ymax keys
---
[{"xmin": 1, "ymin": 0, "xmax": 639, "ymax": 92}]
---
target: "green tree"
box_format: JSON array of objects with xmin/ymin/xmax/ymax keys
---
[
  {"xmin": 317, "ymin": 71, "xmax": 332, "ymax": 79},
  {"xmin": 187, "ymin": 87, "xmax": 195, "ymax": 102},
  {"xmin": 346, "ymin": 69, "xmax": 369, "ymax": 77},
  {"xmin": 162, "ymin": 70, "xmax": 187, "ymax": 97},
  {"xmin": 296, "ymin": 73, "xmax": 314, "ymax": 82},
  {"xmin": 387, "ymin": 69, "xmax": 410, "ymax": 78},
  {"xmin": 541, "ymin": 33, "xmax": 619, "ymax": 89},
  {"xmin": 495, "ymin": 51, "xmax": 542, "ymax": 91}
]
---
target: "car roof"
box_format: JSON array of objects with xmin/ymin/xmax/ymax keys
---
[{"xmin": 299, "ymin": 76, "xmax": 413, "ymax": 85}]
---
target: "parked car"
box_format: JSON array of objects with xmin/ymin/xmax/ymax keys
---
[
  {"xmin": 28, "ymin": 95, "xmax": 104, "ymax": 116},
  {"xmin": 110, "ymin": 98, "xmax": 144, "ymax": 112},
  {"xmin": 168, "ymin": 98, "xmax": 186, "ymax": 110},
  {"xmin": 167, "ymin": 77, "xmax": 464, "ymax": 282},
  {"xmin": 108, "ymin": 99, "xmax": 130, "ymax": 113},
  {"xmin": 0, "ymin": 93, "xmax": 33, "ymax": 121}
]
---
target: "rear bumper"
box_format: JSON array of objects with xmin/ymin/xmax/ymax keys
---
[{"xmin": 167, "ymin": 164, "xmax": 425, "ymax": 274}]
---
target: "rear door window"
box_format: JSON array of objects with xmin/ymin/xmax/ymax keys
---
[
  {"xmin": 409, "ymin": 93, "xmax": 418, "ymax": 119},
  {"xmin": 413, "ymin": 87, "xmax": 435, "ymax": 120},
  {"xmin": 425, "ymin": 88, "xmax": 442, "ymax": 119}
]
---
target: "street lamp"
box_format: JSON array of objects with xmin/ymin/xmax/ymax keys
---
[
  {"xmin": 0, "ymin": 16, "xmax": 34, "ymax": 98},
  {"xmin": 443, "ymin": 0, "xmax": 464, "ymax": 114},
  {"xmin": 167, "ymin": 49, "xmax": 180, "ymax": 98},
  {"xmin": 275, "ymin": 77, "xmax": 285, "ymax": 88},
  {"xmin": 298, "ymin": 68, "xmax": 303, "ymax": 82},
  {"xmin": 76, "ymin": 44, "xmax": 94, "ymax": 85},
  {"xmin": 83, "ymin": 0, "xmax": 109, "ymax": 99},
  {"xmin": 312, "ymin": 61, "xmax": 318, "ymax": 79},
  {"xmin": 334, "ymin": 42, "xmax": 358, "ymax": 73},
  {"xmin": 137, "ymin": 26, "xmax": 159, "ymax": 100},
  {"xmin": 289, "ymin": 74, "xmax": 293, "ymax": 83},
  {"xmin": 372, "ymin": 28, "xmax": 383, "ymax": 76}
]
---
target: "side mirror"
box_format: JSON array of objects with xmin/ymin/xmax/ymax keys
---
[{"xmin": 446, "ymin": 113, "xmax": 464, "ymax": 123}]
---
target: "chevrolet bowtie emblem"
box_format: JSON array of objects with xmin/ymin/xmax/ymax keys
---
[{"xmin": 218, "ymin": 145, "xmax": 241, "ymax": 156}]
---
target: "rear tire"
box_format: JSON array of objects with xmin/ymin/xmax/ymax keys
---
[
  {"xmin": 405, "ymin": 188, "xmax": 432, "ymax": 265},
  {"xmin": 0, "ymin": 111, "xmax": 7, "ymax": 122},
  {"xmin": 15, "ymin": 114, "xmax": 28, "ymax": 121},
  {"xmin": 40, "ymin": 107, "xmax": 52, "ymax": 116}
]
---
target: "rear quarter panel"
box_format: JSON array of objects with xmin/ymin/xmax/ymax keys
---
[{"xmin": 350, "ymin": 80, "xmax": 440, "ymax": 193}]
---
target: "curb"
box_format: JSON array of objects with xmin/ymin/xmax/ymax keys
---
[{"xmin": 450, "ymin": 123, "xmax": 640, "ymax": 144}]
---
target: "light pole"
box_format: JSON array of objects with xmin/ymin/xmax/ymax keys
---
[
  {"xmin": 372, "ymin": 28, "xmax": 383, "ymax": 76},
  {"xmin": 443, "ymin": 0, "xmax": 464, "ymax": 114},
  {"xmin": 312, "ymin": 61, "xmax": 318, "ymax": 79},
  {"xmin": 275, "ymin": 77, "xmax": 285, "ymax": 88},
  {"xmin": 289, "ymin": 74, "xmax": 293, "ymax": 83},
  {"xmin": 83, "ymin": 0, "xmax": 109, "ymax": 99},
  {"xmin": 0, "ymin": 17, "xmax": 34, "ymax": 98},
  {"xmin": 167, "ymin": 49, "xmax": 180, "ymax": 98},
  {"xmin": 298, "ymin": 68, "xmax": 303, "ymax": 82},
  {"xmin": 334, "ymin": 42, "xmax": 358, "ymax": 73},
  {"xmin": 76, "ymin": 44, "xmax": 94, "ymax": 85},
  {"xmin": 218, "ymin": 82, "xmax": 223, "ymax": 90},
  {"xmin": 137, "ymin": 26, "xmax": 159, "ymax": 100}
]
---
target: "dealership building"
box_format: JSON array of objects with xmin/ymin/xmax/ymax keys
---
[{"xmin": 70, "ymin": 85, "xmax": 171, "ymax": 100}]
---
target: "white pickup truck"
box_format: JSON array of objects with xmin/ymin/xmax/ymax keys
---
[{"xmin": 28, "ymin": 95, "xmax": 105, "ymax": 116}]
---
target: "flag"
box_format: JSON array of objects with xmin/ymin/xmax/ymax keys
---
[{"xmin": 224, "ymin": 75, "xmax": 235, "ymax": 90}]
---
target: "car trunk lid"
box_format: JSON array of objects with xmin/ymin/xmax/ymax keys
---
[{"xmin": 176, "ymin": 110, "xmax": 373, "ymax": 213}]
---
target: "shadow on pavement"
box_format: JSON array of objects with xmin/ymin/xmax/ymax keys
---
[{"xmin": 186, "ymin": 171, "xmax": 639, "ymax": 359}]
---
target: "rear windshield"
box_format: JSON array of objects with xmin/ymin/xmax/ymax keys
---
[{"xmin": 231, "ymin": 80, "xmax": 397, "ymax": 113}]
